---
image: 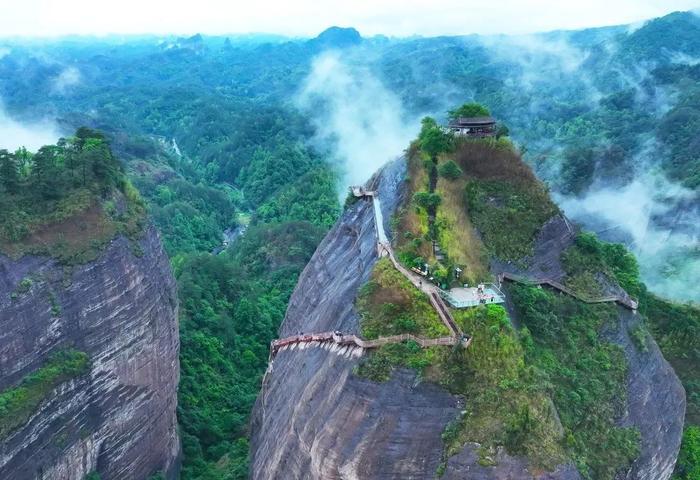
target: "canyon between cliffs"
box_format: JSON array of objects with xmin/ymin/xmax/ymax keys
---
[
  {"xmin": 0, "ymin": 225, "xmax": 181, "ymax": 480},
  {"xmin": 250, "ymin": 157, "xmax": 685, "ymax": 480}
]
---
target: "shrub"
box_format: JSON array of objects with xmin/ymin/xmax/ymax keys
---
[
  {"xmin": 354, "ymin": 341, "xmax": 436, "ymax": 382},
  {"xmin": 465, "ymin": 179, "xmax": 558, "ymax": 261},
  {"xmin": 0, "ymin": 350, "xmax": 90, "ymax": 439},
  {"xmin": 509, "ymin": 284, "xmax": 640, "ymax": 479},
  {"xmin": 17, "ymin": 277, "xmax": 33, "ymax": 293},
  {"xmin": 413, "ymin": 191, "xmax": 442, "ymax": 210},
  {"xmin": 438, "ymin": 160, "xmax": 463, "ymax": 180},
  {"xmin": 629, "ymin": 325, "xmax": 649, "ymax": 352},
  {"xmin": 356, "ymin": 258, "xmax": 449, "ymax": 339}
]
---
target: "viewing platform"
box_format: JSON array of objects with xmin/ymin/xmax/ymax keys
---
[
  {"xmin": 350, "ymin": 186, "xmax": 376, "ymax": 198},
  {"xmin": 441, "ymin": 284, "xmax": 506, "ymax": 308}
]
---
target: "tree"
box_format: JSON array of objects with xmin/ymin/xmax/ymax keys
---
[
  {"xmin": 14, "ymin": 147, "xmax": 32, "ymax": 178},
  {"xmin": 674, "ymin": 426, "xmax": 700, "ymax": 480},
  {"xmin": 496, "ymin": 123, "xmax": 510, "ymax": 139},
  {"xmin": 448, "ymin": 102, "xmax": 490, "ymax": 119},
  {"xmin": 438, "ymin": 160, "xmax": 462, "ymax": 180},
  {"xmin": 87, "ymin": 139, "xmax": 120, "ymax": 191},
  {"xmin": 561, "ymin": 145, "xmax": 596, "ymax": 195},
  {"xmin": 0, "ymin": 150, "xmax": 20, "ymax": 194},
  {"xmin": 419, "ymin": 117, "xmax": 452, "ymax": 163},
  {"xmin": 30, "ymin": 146, "xmax": 63, "ymax": 199}
]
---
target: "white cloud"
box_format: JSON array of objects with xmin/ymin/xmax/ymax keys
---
[
  {"xmin": 557, "ymin": 174, "xmax": 700, "ymax": 302},
  {"xmin": 0, "ymin": 106, "xmax": 60, "ymax": 152},
  {"xmin": 1, "ymin": 0, "xmax": 699, "ymax": 38},
  {"xmin": 51, "ymin": 66, "xmax": 81, "ymax": 94},
  {"xmin": 671, "ymin": 52, "xmax": 700, "ymax": 66},
  {"xmin": 296, "ymin": 52, "xmax": 419, "ymax": 193}
]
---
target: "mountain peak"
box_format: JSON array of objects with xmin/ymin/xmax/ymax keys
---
[{"xmin": 313, "ymin": 26, "xmax": 362, "ymax": 48}]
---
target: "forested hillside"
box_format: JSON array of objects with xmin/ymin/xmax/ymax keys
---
[
  {"xmin": 1, "ymin": 14, "xmax": 699, "ymax": 299},
  {"xmin": 0, "ymin": 12, "xmax": 698, "ymax": 479},
  {"xmin": 0, "ymin": 127, "xmax": 145, "ymax": 262}
]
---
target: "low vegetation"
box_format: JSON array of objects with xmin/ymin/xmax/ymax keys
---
[
  {"xmin": 564, "ymin": 231, "xmax": 700, "ymax": 478},
  {"xmin": 643, "ymin": 294, "xmax": 700, "ymax": 423},
  {"xmin": 0, "ymin": 350, "xmax": 90, "ymax": 439},
  {"xmin": 440, "ymin": 304, "xmax": 567, "ymax": 471},
  {"xmin": 394, "ymin": 145, "xmax": 436, "ymax": 265},
  {"xmin": 397, "ymin": 116, "xmax": 557, "ymax": 286},
  {"xmin": 396, "ymin": 134, "xmax": 490, "ymax": 287},
  {"xmin": 561, "ymin": 232, "xmax": 642, "ymax": 298},
  {"xmin": 434, "ymin": 157, "xmax": 489, "ymax": 284},
  {"xmin": 643, "ymin": 288, "xmax": 700, "ymax": 479},
  {"xmin": 509, "ymin": 284, "xmax": 640, "ymax": 479},
  {"xmin": 354, "ymin": 341, "xmax": 438, "ymax": 382},
  {"xmin": 363, "ymin": 108, "xmax": 644, "ymax": 479},
  {"xmin": 457, "ymin": 140, "xmax": 559, "ymax": 262},
  {"xmin": 356, "ymin": 258, "xmax": 450, "ymax": 339}
]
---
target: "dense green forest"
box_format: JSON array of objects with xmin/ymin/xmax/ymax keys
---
[
  {"xmin": 1, "ymin": 83, "xmax": 339, "ymax": 479},
  {"xmin": 130, "ymin": 122, "xmax": 339, "ymax": 478},
  {"xmin": 0, "ymin": 11, "xmax": 699, "ymax": 479}
]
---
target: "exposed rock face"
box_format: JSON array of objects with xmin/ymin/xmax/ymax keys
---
[
  {"xmin": 442, "ymin": 443, "xmax": 581, "ymax": 480},
  {"xmin": 252, "ymin": 158, "xmax": 463, "ymax": 479},
  {"xmin": 605, "ymin": 310, "xmax": 686, "ymax": 480},
  {"xmin": 0, "ymin": 225, "xmax": 180, "ymax": 480},
  {"xmin": 250, "ymin": 157, "xmax": 685, "ymax": 480},
  {"xmin": 490, "ymin": 214, "xmax": 576, "ymax": 282},
  {"xmin": 493, "ymin": 212, "xmax": 686, "ymax": 480}
]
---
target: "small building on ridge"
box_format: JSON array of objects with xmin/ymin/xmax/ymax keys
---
[{"xmin": 448, "ymin": 116, "xmax": 497, "ymax": 137}]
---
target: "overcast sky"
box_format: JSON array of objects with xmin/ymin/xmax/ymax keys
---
[{"xmin": 1, "ymin": 0, "xmax": 699, "ymax": 38}]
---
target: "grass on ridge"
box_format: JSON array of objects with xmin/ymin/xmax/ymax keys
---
[
  {"xmin": 435, "ymin": 164, "xmax": 489, "ymax": 284},
  {"xmin": 356, "ymin": 257, "xmax": 450, "ymax": 340}
]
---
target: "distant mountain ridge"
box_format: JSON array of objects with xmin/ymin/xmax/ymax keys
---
[{"xmin": 311, "ymin": 26, "xmax": 362, "ymax": 48}]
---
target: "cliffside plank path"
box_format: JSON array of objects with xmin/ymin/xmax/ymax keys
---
[
  {"xmin": 498, "ymin": 272, "xmax": 638, "ymax": 310},
  {"xmin": 267, "ymin": 186, "xmax": 639, "ymax": 364},
  {"xmin": 267, "ymin": 186, "xmax": 471, "ymax": 363}
]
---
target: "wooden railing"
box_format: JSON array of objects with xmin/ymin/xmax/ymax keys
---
[
  {"xmin": 267, "ymin": 186, "xmax": 473, "ymax": 363},
  {"xmin": 269, "ymin": 331, "xmax": 466, "ymax": 361},
  {"xmin": 381, "ymin": 243, "xmax": 461, "ymax": 337},
  {"xmin": 498, "ymin": 272, "xmax": 638, "ymax": 310}
]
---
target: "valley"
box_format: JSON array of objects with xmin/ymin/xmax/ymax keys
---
[{"xmin": 0, "ymin": 7, "xmax": 699, "ymax": 480}]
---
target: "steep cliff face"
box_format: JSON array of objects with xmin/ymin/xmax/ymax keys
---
[
  {"xmin": 0, "ymin": 225, "xmax": 180, "ymax": 480},
  {"xmin": 607, "ymin": 309, "xmax": 685, "ymax": 480},
  {"xmin": 251, "ymin": 158, "xmax": 464, "ymax": 479},
  {"xmin": 493, "ymin": 216, "xmax": 686, "ymax": 480},
  {"xmin": 250, "ymin": 155, "xmax": 685, "ymax": 479}
]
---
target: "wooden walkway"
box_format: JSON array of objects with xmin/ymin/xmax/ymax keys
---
[
  {"xmin": 267, "ymin": 186, "xmax": 471, "ymax": 362},
  {"xmin": 498, "ymin": 272, "xmax": 638, "ymax": 310},
  {"xmin": 379, "ymin": 242, "xmax": 462, "ymax": 338},
  {"xmin": 270, "ymin": 331, "xmax": 460, "ymax": 361},
  {"xmin": 268, "ymin": 184, "xmax": 637, "ymax": 364}
]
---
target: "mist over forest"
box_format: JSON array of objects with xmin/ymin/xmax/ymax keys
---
[
  {"xmin": 1, "ymin": 11, "xmax": 699, "ymax": 479},
  {"xmin": 6, "ymin": 14, "xmax": 696, "ymax": 300}
]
